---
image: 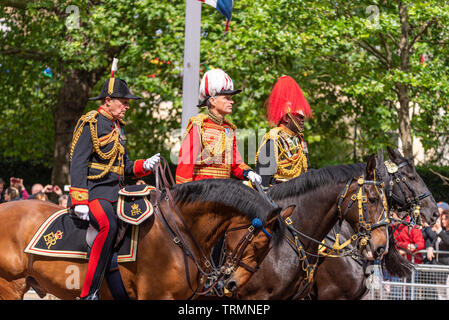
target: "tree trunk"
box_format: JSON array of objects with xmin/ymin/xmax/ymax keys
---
[
  {"xmin": 51, "ymin": 69, "xmax": 104, "ymax": 188},
  {"xmin": 396, "ymin": 1, "xmax": 413, "ymax": 158},
  {"xmin": 396, "ymin": 83, "xmax": 413, "ymax": 158}
]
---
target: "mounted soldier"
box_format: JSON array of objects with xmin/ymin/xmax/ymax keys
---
[
  {"xmin": 255, "ymin": 75, "xmax": 313, "ymax": 188},
  {"xmin": 68, "ymin": 59, "xmax": 160, "ymax": 299},
  {"xmin": 176, "ymin": 68, "xmax": 262, "ymax": 186}
]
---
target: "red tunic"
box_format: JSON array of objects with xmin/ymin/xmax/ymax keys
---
[{"xmin": 176, "ymin": 113, "xmax": 251, "ymax": 184}]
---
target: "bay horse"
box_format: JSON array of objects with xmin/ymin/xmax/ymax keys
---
[
  {"xmin": 233, "ymin": 154, "xmax": 390, "ymax": 299},
  {"xmin": 0, "ymin": 178, "xmax": 294, "ymax": 299},
  {"xmin": 309, "ymin": 147, "xmax": 439, "ymax": 300}
]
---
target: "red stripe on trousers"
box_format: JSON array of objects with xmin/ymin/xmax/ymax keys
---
[{"xmin": 81, "ymin": 199, "xmax": 110, "ymax": 297}]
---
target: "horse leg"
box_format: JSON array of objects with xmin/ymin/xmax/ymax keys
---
[{"xmin": 0, "ymin": 277, "xmax": 29, "ymax": 300}]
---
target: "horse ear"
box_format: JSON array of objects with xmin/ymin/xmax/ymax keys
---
[
  {"xmin": 376, "ymin": 148, "xmax": 387, "ymax": 180},
  {"xmin": 377, "ymin": 148, "xmax": 384, "ymax": 163},
  {"xmin": 266, "ymin": 205, "xmax": 295, "ymax": 224},
  {"xmin": 281, "ymin": 205, "xmax": 295, "ymax": 220},
  {"xmin": 365, "ymin": 154, "xmax": 376, "ymax": 179},
  {"xmin": 387, "ymin": 146, "xmax": 402, "ymax": 160}
]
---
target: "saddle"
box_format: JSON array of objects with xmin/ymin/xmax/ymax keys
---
[
  {"xmin": 25, "ymin": 184, "xmax": 156, "ymax": 299},
  {"xmin": 25, "ymin": 184, "xmax": 155, "ymax": 259}
]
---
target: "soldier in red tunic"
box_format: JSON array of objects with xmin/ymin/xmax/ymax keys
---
[{"xmin": 176, "ymin": 68, "xmax": 261, "ymax": 186}]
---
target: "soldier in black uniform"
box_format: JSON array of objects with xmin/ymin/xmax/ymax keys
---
[{"xmin": 69, "ymin": 77, "xmax": 160, "ymax": 300}]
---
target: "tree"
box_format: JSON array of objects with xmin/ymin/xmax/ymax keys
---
[
  {"xmin": 293, "ymin": 0, "xmax": 449, "ymax": 161},
  {"xmin": 0, "ymin": 0, "xmax": 186, "ymax": 186},
  {"xmin": 1, "ymin": 0, "xmax": 448, "ymax": 187}
]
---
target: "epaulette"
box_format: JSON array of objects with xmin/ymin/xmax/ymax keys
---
[
  {"xmin": 181, "ymin": 113, "xmax": 209, "ymax": 142},
  {"xmin": 254, "ymin": 127, "xmax": 282, "ymax": 165},
  {"xmin": 70, "ymin": 110, "xmax": 99, "ymax": 161},
  {"xmin": 223, "ymin": 118, "xmax": 237, "ymax": 130}
]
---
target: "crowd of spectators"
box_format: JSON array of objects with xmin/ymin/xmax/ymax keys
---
[
  {"xmin": 386, "ymin": 201, "xmax": 449, "ymax": 266},
  {"xmin": 0, "ymin": 176, "xmax": 68, "ymax": 207},
  {"xmin": 384, "ymin": 200, "xmax": 449, "ymax": 299}
]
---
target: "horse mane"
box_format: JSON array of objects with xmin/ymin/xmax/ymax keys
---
[
  {"xmin": 169, "ymin": 179, "xmax": 275, "ymax": 223},
  {"xmin": 383, "ymin": 227, "xmax": 415, "ymax": 277},
  {"xmin": 268, "ymin": 163, "xmax": 367, "ymax": 200}
]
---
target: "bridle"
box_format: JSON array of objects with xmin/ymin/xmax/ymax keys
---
[
  {"xmin": 152, "ymin": 157, "xmax": 274, "ymax": 298},
  {"xmin": 205, "ymin": 215, "xmax": 274, "ymax": 297},
  {"xmin": 281, "ymin": 174, "xmax": 390, "ymax": 299},
  {"xmin": 383, "ymin": 159, "xmax": 432, "ymax": 225},
  {"xmin": 221, "ymin": 217, "xmax": 273, "ymax": 276},
  {"xmin": 331, "ymin": 175, "xmax": 390, "ymax": 251}
]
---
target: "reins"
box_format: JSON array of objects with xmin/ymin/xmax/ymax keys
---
[
  {"xmin": 151, "ymin": 158, "xmax": 274, "ymax": 298},
  {"xmin": 152, "ymin": 158, "xmax": 215, "ymax": 297}
]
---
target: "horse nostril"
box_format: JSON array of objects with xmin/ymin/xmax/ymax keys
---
[{"xmin": 226, "ymin": 280, "xmax": 238, "ymax": 292}]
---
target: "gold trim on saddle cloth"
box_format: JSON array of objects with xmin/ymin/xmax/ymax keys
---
[
  {"xmin": 117, "ymin": 186, "xmax": 156, "ymax": 225},
  {"xmin": 24, "ymin": 209, "xmax": 139, "ymax": 262}
]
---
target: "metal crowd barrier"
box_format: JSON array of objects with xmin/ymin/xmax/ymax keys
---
[{"xmin": 366, "ymin": 250, "xmax": 449, "ymax": 300}]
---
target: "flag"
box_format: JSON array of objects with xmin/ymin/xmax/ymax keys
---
[{"xmin": 199, "ymin": 0, "xmax": 234, "ymax": 31}]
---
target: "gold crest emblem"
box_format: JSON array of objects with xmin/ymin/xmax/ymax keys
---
[
  {"xmin": 130, "ymin": 203, "xmax": 142, "ymax": 216},
  {"xmin": 44, "ymin": 230, "xmax": 63, "ymax": 249}
]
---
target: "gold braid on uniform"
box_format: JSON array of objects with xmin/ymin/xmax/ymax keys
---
[
  {"xmin": 70, "ymin": 110, "xmax": 125, "ymax": 180},
  {"xmin": 275, "ymin": 129, "xmax": 308, "ymax": 178},
  {"xmin": 182, "ymin": 113, "xmax": 234, "ymax": 165},
  {"xmin": 255, "ymin": 127, "xmax": 308, "ymax": 180}
]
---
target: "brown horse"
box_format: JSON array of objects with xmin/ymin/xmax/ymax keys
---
[
  {"xmin": 0, "ymin": 179, "xmax": 294, "ymax": 300},
  {"xmin": 231, "ymin": 154, "xmax": 390, "ymax": 299}
]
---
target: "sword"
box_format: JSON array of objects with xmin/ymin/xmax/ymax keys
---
[{"xmin": 253, "ymin": 181, "xmax": 279, "ymax": 209}]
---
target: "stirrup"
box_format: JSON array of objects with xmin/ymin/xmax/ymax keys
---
[{"xmin": 77, "ymin": 290, "xmax": 99, "ymax": 300}]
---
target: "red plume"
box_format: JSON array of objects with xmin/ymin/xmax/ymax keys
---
[{"xmin": 265, "ymin": 76, "xmax": 313, "ymax": 125}]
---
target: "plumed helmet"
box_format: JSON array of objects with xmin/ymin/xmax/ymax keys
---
[
  {"xmin": 197, "ymin": 68, "xmax": 242, "ymax": 107},
  {"xmin": 89, "ymin": 78, "xmax": 142, "ymax": 101},
  {"xmin": 265, "ymin": 75, "xmax": 313, "ymax": 125}
]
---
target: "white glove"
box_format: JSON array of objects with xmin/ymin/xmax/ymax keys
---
[
  {"xmin": 247, "ymin": 171, "xmax": 262, "ymax": 185},
  {"xmin": 143, "ymin": 153, "xmax": 160, "ymax": 172},
  {"xmin": 74, "ymin": 205, "xmax": 90, "ymax": 221}
]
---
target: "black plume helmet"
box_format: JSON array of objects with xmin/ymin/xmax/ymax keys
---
[{"xmin": 89, "ymin": 57, "xmax": 142, "ymax": 101}]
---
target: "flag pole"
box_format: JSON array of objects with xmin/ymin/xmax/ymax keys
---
[{"xmin": 181, "ymin": 0, "xmax": 202, "ymax": 134}]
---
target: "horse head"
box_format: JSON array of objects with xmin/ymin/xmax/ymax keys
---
[
  {"xmin": 221, "ymin": 205, "xmax": 295, "ymax": 295},
  {"xmin": 379, "ymin": 147, "xmax": 439, "ymax": 226},
  {"xmin": 339, "ymin": 154, "xmax": 390, "ymax": 261}
]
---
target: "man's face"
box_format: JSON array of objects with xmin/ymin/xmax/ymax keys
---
[
  {"xmin": 209, "ymin": 95, "xmax": 234, "ymax": 117},
  {"xmin": 104, "ymin": 98, "xmax": 130, "ymax": 120},
  {"xmin": 291, "ymin": 113, "xmax": 305, "ymax": 131},
  {"xmin": 284, "ymin": 112, "xmax": 305, "ymax": 134}
]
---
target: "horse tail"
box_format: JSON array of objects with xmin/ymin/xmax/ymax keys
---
[{"xmin": 383, "ymin": 227, "xmax": 414, "ymax": 278}]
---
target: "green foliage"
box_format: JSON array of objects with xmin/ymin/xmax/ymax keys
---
[
  {"xmin": 1, "ymin": 0, "xmax": 449, "ymax": 171},
  {"xmin": 416, "ymin": 166, "xmax": 449, "ymax": 202}
]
